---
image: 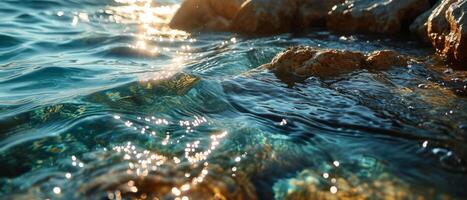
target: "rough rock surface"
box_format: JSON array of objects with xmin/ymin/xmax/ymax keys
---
[
  {"xmin": 169, "ymin": 0, "xmax": 245, "ymax": 31},
  {"xmin": 231, "ymin": 0, "xmax": 342, "ymax": 34},
  {"xmin": 171, "ymin": 0, "xmax": 432, "ymax": 35},
  {"xmin": 427, "ymin": 0, "xmax": 457, "ymax": 50},
  {"xmin": 170, "ymin": 0, "xmax": 342, "ymax": 34},
  {"xmin": 327, "ymin": 0, "xmax": 431, "ymax": 34},
  {"xmin": 230, "ymin": 0, "xmax": 300, "ymax": 34},
  {"xmin": 366, "ymin": 50, "xmax": 409, "ymax": 69},
  {"xmin": 427, "ymin": 0, "xmax": 467, "ymax": 68},
  {"xmin": 299, "ymin": 0, "xmax": 344, "ymax": 28},
  {"xmin": 261, "ymin": 46, "xmax": 408, "ymax": 81},
  {"xmin": 410, "ymin": 5, "xmax": 437, "ymax": 43}
]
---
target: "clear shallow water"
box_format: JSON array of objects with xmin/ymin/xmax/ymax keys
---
[{"xmin": 0, "ymin": 0, "xmax": 467, "ymax": 199}]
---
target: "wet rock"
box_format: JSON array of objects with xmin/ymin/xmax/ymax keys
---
[
  {"xmin": 366, "ymin": 50, "xmax": 409, "ymax": 69},
  {"xmin": 169, "ymin": 0, "xmax": 245, "ymax": 31},
  {"xmin": 299, "ymin": 0, "xmax": 344, "ymax": 28},
  {"xmin": 427, "ymin": 0, "xmax": 456, "ymax": 50},
  {"xmin": 170, "ymin": 0, "xmax": 342, "ymax": 34},
  {"xmin": 410, "ymin": 5, "xmax": 436, "ymax": 43},
  {"xmin": 261, "ymin": 46, "xmax": 408, "ymax": 81},
  {"xmin": 327, "ymin": 0, "xmax": 431, "ymax": 34},
  {"xmin": 231, "ymin": 0, "xmax": 342, "ymax": 34},
  {"xmin": 230, "ymin": 0, "xmax": 300, "ymax": 34},
  {"xmin": 261, "ymin": 47, "xmax": 366, "ymax": 79},
  {"xmin": 427, "ymin": 0, "xmax": 467, "ymax": 68}
]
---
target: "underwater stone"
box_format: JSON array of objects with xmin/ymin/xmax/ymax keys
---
[
  {"xmin": 79, "ymin": 150, "xmax": 257, "ymax": 200},
  {"xmin": 86, "ymin": 72, "xmax": 200, "ymax": 109},
  {"xmin": 272, "ymin": 168, "xmax": 448, "ymax": 200}
]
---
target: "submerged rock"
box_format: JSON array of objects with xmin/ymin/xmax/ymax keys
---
[
  {"xmin": 327, "ymin": 0, "xmax": 431, "ymax": 34},
  {"xmin": 261, "ymin": 46, "xmax": 408, "ymax": 81},
  {"xmin": 82, "ymin": 161, "xmax": 256, "ymax": 200},
  {"xmin": 86, "ymin": 72, "xmax": 200, "ymax": 109},
  {"xmin": 427, "ymin": 0, "xmax": 467, "ymax": 68},
  {"xmin": 273, "ymin": 168, "xmax": 449, "ymax": 200}
]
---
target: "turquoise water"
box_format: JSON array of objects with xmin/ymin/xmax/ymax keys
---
[{"xmin": 0, "ymin": 0, "xmax": 467, "ymax": 199}]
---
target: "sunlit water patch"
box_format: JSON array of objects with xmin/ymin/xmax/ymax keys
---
[{"xmin": 0, "ymin": 0, "xmax": 467, "ymax": 199}]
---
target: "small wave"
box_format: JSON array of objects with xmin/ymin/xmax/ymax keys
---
[
  {"xmin": 0, "ymin": 66, "xmax": 91, "ymax": 84},
  {"xmin": 0, "ymin": 34, "xmax": 23, "ymax": 48},
  {"xmin": 0, "ymin": 46, "xmax": 36, "ymax": 62},
  {"xmin": 14, "ymin": 13, "xmax": 46, "ymax": 24}
]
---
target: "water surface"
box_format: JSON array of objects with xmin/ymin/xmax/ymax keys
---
[{"xmin": 1, "ymin": 0, "xmax": 467, "ymax": 199}]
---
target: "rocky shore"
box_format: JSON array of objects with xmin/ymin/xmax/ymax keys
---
[{"xmin": 169, "ymin": 0, "xmax": 466, "ymax": 69}]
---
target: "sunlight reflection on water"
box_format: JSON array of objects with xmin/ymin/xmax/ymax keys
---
[
  {"xmin": 107, "ymin": 0, "xmax": 192, "ymax": 79},
  {"xmin": 59, "ymin": 114, "xmax": 252, "ymax": 200},
  {"xmin": 1, "ymin": 0, "xmax": 466, "ymax": 199}
]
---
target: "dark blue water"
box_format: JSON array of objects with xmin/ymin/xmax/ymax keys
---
[{"xmin": 1, "ymin": 0, "xmax": 467, "ymax": 199}]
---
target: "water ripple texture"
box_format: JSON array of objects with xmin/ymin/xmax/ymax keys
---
[{"xmin": 0, "ymin": 0, "xmax": 466, "ymax": 200}]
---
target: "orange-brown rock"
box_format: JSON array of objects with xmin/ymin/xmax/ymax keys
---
[
  {"xmin": 410, "ymin": 4, "xmax": 438, "ymax": 43},
  {"xmin": 427, "ymin": 0, "xmax": 467, "ymax": 68},
  {"xmin": 262, "ymin": 46, "xmax": 408, "ymax": 81},
  {"xmin": 169, "ymin": 0, "xmax": 245, "ymax": 31},
  {"xmin": 366, "ymin": 50, "xmax": 409, "ymax": 69},
  {"xmin": 327, "ymin": 0, "xmax": 431, "ymax": 34},
  {"xmin": 427, "ymin": 0, "xmax": 456, "ymax": 50},
  {"xmin": 300, "ymin": 0, "xmax": 345, "ymax": 28},
  {"xmin": 231, "ymin": 0, "xmax": 343, "ymax": 34},
  {"xmin": 230, "ymin": 0, "xmax": 300, "ymax": 34},
  {"xmin": 170, "ymin": 0, "xmax": 342, "ymax": 34}
]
